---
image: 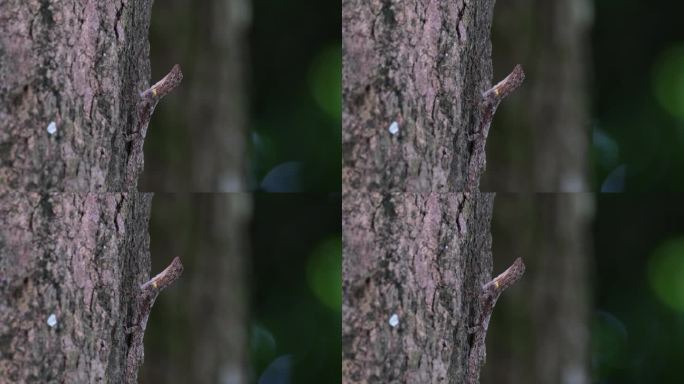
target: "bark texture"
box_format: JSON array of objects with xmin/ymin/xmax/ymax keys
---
[
  {"xmin": 342, "ymin": 0, "xmax": 496, "ymax": 192},
  {"xmin": 140, "ymin": 0, "xmax": 250, "ymax": 192},
  {"xmin": 481, "ymin": 0, "xmax": 592, "ymax": 192},
  {"xmin": 0, "ymin": 0, "xmax": 153, "ymax": 191},
  {"xmin": 342, "ymin": 192, "xmax": 495, "ymax": 383},
  {"xmin": 484, "ymin": 194, "xmax": 592, "ymax": 384},
  {"xmin": 143, "ymin": 194, "xmax": 250, "ymax": 383},
  {"xmin": 0, "ymin": 192, "xmax": 153, "ymax": 382}
]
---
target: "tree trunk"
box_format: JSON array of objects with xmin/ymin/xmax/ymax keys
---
[
  {"xmin": 343, "ymin": 0, "xmax": 511, "ymax": 381},
  {"xmin": 342, "ymin": 192, "xmax": 495, "ymax": 383},
  {"xmin": 481, "ymin": 0, "xmax": 592, "ymax": 192},
  {"xmin": 0, "ymin": 1, "xmax": 178, "ymax": 382},
  {"xmin": 143, "ymin": 194, "xmax": 249, "ymax": 383},
  {"xmin": 140, "ymin": 0, "xmax": 250, "ymax": 192},
  {"xmin": 342, "ymin": 0, "xmax": 496, "ymax": 192},
  {"xmin": 0, "ymin": 192, "xmax": 153, "ymax": 382},
  {"xmin": 0, "ymin": 1, "xmax": 155, "ymax": 191}
]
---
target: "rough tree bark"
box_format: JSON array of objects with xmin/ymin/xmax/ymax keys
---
[
  {"xmin": 140, "ymin": 0, "xmax": 250, "ymax": 192},
  {"xmin": 0, "ymin": 192, "xmax": 153, "ymax": 382},
  {"xmin": 0, "ymin": 0, "xmax": 162, "ymax": 191},
  {"xmin": 342, "ymin": 0, "xmax": 521, "ymax": 382},
  {"xmin": 342, "ymin": 192, "xmax": 496, "ymax": 383},
  {"xmin": 143, "ymin": 194, "xmax": 249, "ymax": 383},
  {"xmin": 342, "ymin": 0, "xmax": 498, "ymax": 192},
  {"xmin": 0, "ymin": 1, "xmax": 182, "ymax": 382}
]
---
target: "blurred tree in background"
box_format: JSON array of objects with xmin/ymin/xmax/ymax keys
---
[
  {"xmin": 482, "ymin": 0, "xmax": 593, "ymax": 383},
  {"xmin": 483, "ymin": 0, "xmax": 594, "ymax": 382},
  {"xmin": 483, "ymin": 0, "xmax": 592, "ymax": 192},
  {"xmin": 145, "ymin": 194, "xmax": 341, "ymax": 383},
  {"xmin": 486, "ymin": 0, "xmax": 684, "ymax": 193},
  {"xmin": 145, "ymin": 194, "xmax": 250, "ymax": 383},
  {"xmin": 485, "ymin": 195, "xmax": 593, "ymax": 384},
  {"xmin": 142, "ymin": 0, "xmax": 340, "ymax": 192},
  {"xmin": 143, "ymin": 0, "xmax": 250, "ymax": 192},
  {"xmin": 482, "ymin": 0, "xmax": 684, "ymax": 382},
  {"xmin": 139, "ymin": 0, "xmax": 341, "ymax": 381}
]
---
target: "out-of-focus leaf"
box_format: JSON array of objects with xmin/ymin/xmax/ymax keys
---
[
  {"xmin": 652, "ymin": 44, "xmax": 684, "ymax": 122},
  {"xmin": 307, "ymin": 45, "xmax": 341, "ymax": 120},
  {"xmin": 306, "ymin": 237, "xmax": 342, "ymax": 312},
  {"xmin": 648, "ymin": 237, "xmax": 684, "ymax": 312}
]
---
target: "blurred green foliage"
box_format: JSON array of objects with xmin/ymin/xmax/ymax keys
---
[
  {"xmin": 250, "ymin": 0, "xmax": 341, "ymax": 192},
  {"xmin": 146, "ymin": 0, "xmax": 340, "ymax": 192},
  {"xmin": 594, "ymin": 195, "xmax": 684, "ymax": 383},
  {"xmin": 306, "ymin": 236, "xmax": 342, "ymax": 312},
  {"xmin": 592, "ymin": 0, "xmax": 684, "ymax": 190},
  {"xmin": 250, "ymin": 194, "xmax": 341, "ymax": 383},
  {"xmin": 308, "ymin": 45, "xmax": 342, "ymax": 121},
  {"xmin": 652, "ymin": 45, "xmax": 684, "ymax": 123},
  {"xmin": 648, "ymin": 237, "xmax": 684, "ymax": 312}
]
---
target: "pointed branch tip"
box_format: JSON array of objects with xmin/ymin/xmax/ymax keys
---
[
  {"xmin": 483, "ymin": 64, "xmax": 525, "ymax": 102},
  {"xmin": 483, "ymin": 257, "xmax": 525, "ymax": 294},
  {"xmin": 140, "ymin": 64, "xmax": 183, "ymax": 100},
  {"xmin": 141, "ymin": 256, "xmax": 184, "ymax": 293}
]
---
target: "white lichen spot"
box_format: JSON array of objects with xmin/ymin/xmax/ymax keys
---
[
  {"xmin": 389, "ymin": 313, "xmax": 400, "ymax": 328},
  {"xmin": 47, "ymin": 314, "xmax": 57, "ymax": 327},
  {"xmin": 388, "ymin": 121, "xmax": 399, "ymax": 135},
  {"xmin": 47, "ymin": 121, "xmax": 57, "ymax": 135}
]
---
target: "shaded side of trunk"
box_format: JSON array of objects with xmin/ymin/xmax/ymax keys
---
[
  {"xmin": 141, "ymin": 0, "xmax": 250, "ymax": 191},
  {"xmin": 482, "ymin": 0, "xmax": 592, "ymax": 192},
  {"xmin": 0, "ymin": 1, "xmax": 154, "ymax": 191},
  {"xmin": 143, "ymin": 194, "xmax": 250, "ymax": 383},
  {"xmin": 342, "ymin": 192, "xmax": 494, "ymax": 383},
  {"xmin": 0, "ymin": 192, "xmax": 152, "ymax": 382},
  {"xmin": 342, "ymin": 0, "xmax": 496, "ymax": 192},
  {"xmin": 484, "ymin": 194, "xmax": 592, "ymax": 384}
]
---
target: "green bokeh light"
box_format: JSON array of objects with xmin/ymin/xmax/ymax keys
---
[
  {"xmin": 306, "ymin": 236, "xmax": 341, "ymax": 312},
  {"xmin": 647, "ymin": 237, "xmax": 684, "ymax": 312},
  {"xmin": 652, "ymin": 44, "xmax": 684, "ymax": 121},
  {"xmin": 307, "ymin": 44, "xmax": 342, "ymax": 120}
]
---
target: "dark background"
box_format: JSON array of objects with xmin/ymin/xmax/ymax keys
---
[
  {"xmin": 593, "ymin": 195, "xmax": 684, "ymax": 383},
  {"xmin": 138, "ymin": 0, "xmax": 684, "ymax": 382},
  {"xmin": 141, "ymin": 0, "xmax": 341, "ymax": 380},
  {"xmin": 591, "ymin": 1, "xmax": 684, "ymax": 381},
  {"xmin": 249, "ymin": 194, "xmax": 341, "ymax": 382},
  {"xmin": 143, "ymin": 0, "xmax": 340, "ymax": 192},
  {"xmin": 592, "ymin": 0, "xmax": 684, "ymax": 191},
  {"xmin": 146, "ymin": 194, "xmax": 341, "ymax": 383},
  {"xmin": 484, "ymin": 1, "xmax": 684, "ymax": 382},
  {"xmin": 248, "ymin": 0, "xmax": 341, "ymax": 191}
]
